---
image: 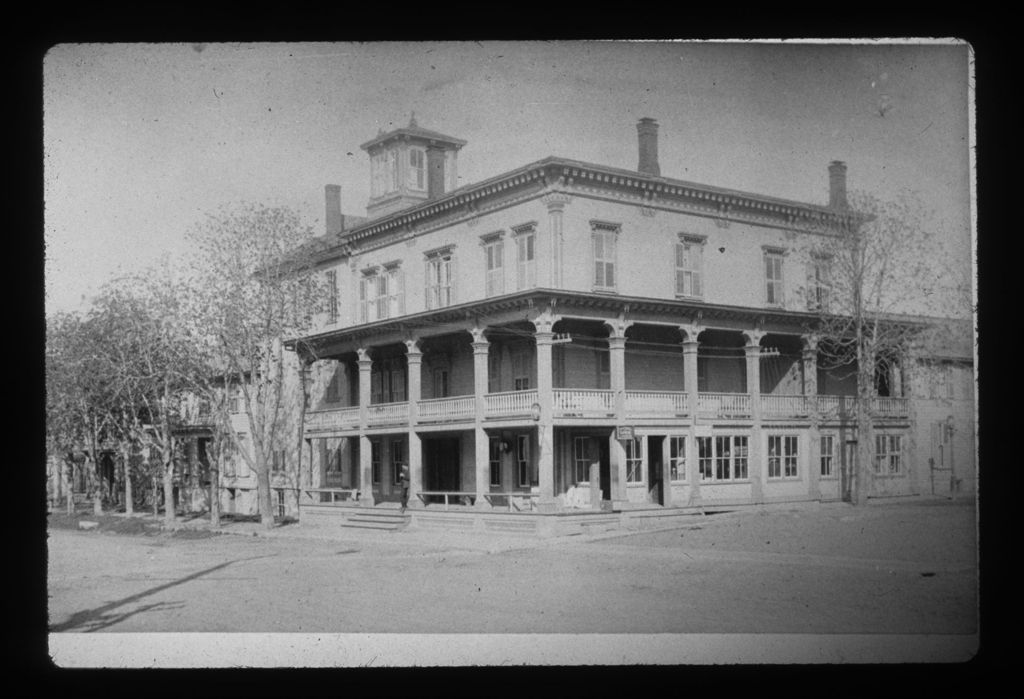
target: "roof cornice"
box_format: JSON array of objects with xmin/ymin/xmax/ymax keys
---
[{"xmin": 326, "ymin": 157, "xmax": 859, "ymax": 255}]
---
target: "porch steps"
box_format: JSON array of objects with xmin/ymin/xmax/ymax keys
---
[{"xmin": 337, "ymin": 510, "xmax": 411, "ymax": 532}]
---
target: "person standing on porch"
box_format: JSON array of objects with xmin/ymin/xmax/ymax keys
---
[{"xmin": 399, "ymin": 463, "xmax": 410, "ymax": 513}]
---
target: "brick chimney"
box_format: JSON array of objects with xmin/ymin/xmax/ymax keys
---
[
  {"xmin": 325, "ymin": 184, "xmax": 342, "ymax": 235},
  {"xmin": 427, "ymin": 144, "xmax": 446, "ymax": 199},
  {"xmin": 828, "ymin": 161, "xmax": 848, "ymax": 209},
  {"xmin": 636, "ymin": 117, "xmax": 661, "ymax": 176}
]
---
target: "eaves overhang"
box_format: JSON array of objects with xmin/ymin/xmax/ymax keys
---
[{"xmin": 285, "ymin": 289, "xmax": 862, "ymax": 358}]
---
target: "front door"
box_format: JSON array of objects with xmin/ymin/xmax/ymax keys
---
[
  {"xmin": 425, "ymin": 437, "xmax": 461, "ymax": 502},
  {"xmin": 647, "ymin": 435, "xmax": 665, "ymax": 505}
]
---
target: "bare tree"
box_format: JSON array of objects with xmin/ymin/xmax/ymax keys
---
[
  {"xmin": 804, "ymin": 190, "xmax": 959, "ymax": 504},
  {"xmin": 187, "ymin": 204, "xmax": 325, "ymax": 529}
]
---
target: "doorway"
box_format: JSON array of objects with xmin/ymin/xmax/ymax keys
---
[
  {"xmin": 647, "ymin": 435, "xmax": 665, "ymax": 505},
  {"xmin": 424, "ymin": 437, "xmax": 461, "ymax": 503}
]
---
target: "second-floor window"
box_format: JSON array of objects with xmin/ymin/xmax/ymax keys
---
[
  {"xmin": 591, "ymin": 222, "xmax": 619, "ymax": 291},
  {"xmin": 514, "ymin": 225, "xmax": 536, "ymax": 290},
  {"xmin": 326, "ymin": 269, "xmax": 339, "ymax": 324},
  {"xmin": 809, "ymin": 255, "xmax": 831, "ymax": 311},
  {"xmin": 675, "ymin": 235, "xmax": 705, "ymax": 298},
  {"xmin": 359, "ymin": 266, "xmax": 404, "ymax": 323},
  {"xmin": 425, "ymin": 251, "xmax": 454, "ymax": 309},
  {"xmin": 371, "ymin": 358, "xmax": 406, "ymax": 404},
  {"xmin": 483, "ymin": 237, "xmax": 504, "ymax": 297},
  {"xmin": 764, "ymin": 249, "xmax": 785, "ymax": 306}
]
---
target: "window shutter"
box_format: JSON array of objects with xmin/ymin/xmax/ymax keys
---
[
  {"xmin": 397, "ymin": 269, "xmax": 406, "ymax": 315},
  {"xmin": 359, "ymin": 277, "xmax": 367, "ymax": 323},
  {"xmin": 448, "ymin": 255, "xmax": 457, "ymax": 305},
  {"xmin": 693, "ymin": 244, "xmax": 703, "ymax": 297}
]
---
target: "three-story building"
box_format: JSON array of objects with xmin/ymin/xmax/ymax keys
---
[{"xmin": 289, "ymin": 116, "xmax": 973, "ymax": 521}]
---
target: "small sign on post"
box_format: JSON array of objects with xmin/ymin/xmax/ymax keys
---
[{"xmin": 616, "ymin": 425, "xmax": 634, "ymax": 441}]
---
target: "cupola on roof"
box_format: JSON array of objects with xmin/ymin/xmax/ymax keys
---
[{"xmin": 359, "ymin": 113, "xmax": 467, "ymax": 153}]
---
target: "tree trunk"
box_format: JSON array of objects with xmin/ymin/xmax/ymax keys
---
[
  {"xmin": 210, "ymin": 463, "xmax": 220, "ymax": 527},
  {"xmin": 163, "ymin": 454, "xmax": 176, "ymax": 526},
  {"xmin": 123, "ymin": 446, "xmax": 134, "ymax": 516},
  {"xmin": 64, "ymin": 458, "xmax": 74, "ymax": 515},
  {"xmin": 152, "ymin": 477, "xmax": 159, "ymax": 517},
  {"xmin": 257, "ymin": 455, "xmax": 274, "ymax": 529}
]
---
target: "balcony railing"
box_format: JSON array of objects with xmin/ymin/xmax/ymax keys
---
[
  {"xmin": 553, "ymin": 389, "xmax": 615, "ymax": 418},
  {"xmin": 871, "ymin": 396, "xmax": 909, "ymax": 418},
  {"xmin": 761, "ymin": 394, "xmax": 811, "ymax": 419},
  {"xmin": 366, "ymin": 401, "xmax": 409, "ymax": 426},
  {"xmin": 624, "ymin": 390, "xmax": 689, "ymax": 418},
  {"xmin": 417, "ymin": 395, "xmax": 476, "ymax": 423},
  {"xmin": 697, "ymin": 392, "xmax": 752, "ymax": 418},
  {"xmin": 305, "ymin": 405, "xmax": 360, "ymax": 432},
  {"xmin": 485, "ymin": 389, "xmax": 539, "ymax": 419},
  {"xmin": 815, "ymin": 395, "xmax": 909, "ymax": 419}
]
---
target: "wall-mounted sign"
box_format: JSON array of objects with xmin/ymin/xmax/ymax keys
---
[{"xmin": 616, "ymin": 425, "xmax": 635, "ymax": 441}]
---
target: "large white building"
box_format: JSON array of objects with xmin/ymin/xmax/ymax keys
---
[{"xmin": 259, "ymin": 115, "xmax": 974, "ymax": 528}]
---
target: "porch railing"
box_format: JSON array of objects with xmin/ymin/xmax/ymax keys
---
[
  {"xmin": 624, "ymin": 390, "xmax": 689, "ymax": 418},
  {"xmin": 553, "ymin": 389, "xmax": 616, "ymax": 417},
  {"xmin": 305, "ymin": 405, "xmax": 360, "ymax": 432},
  {"xmin": 815, "ymin": 395, "xmax": 908, "ymax": 419},
  {"xmin": 366, "ymin": 401, "xmax": 409, "ymax": 426},
  {"xmin": 485, "ymin": 389, "xmax": 539, "ymax": 419},
  {"xmin": 761, "ymin": 394, "xmax": 811, "ymax": 419},
  {"xmin": 697, "ymin": 392, "xmax": 751, "ymax": 418},
  {"xmin": 417, "ymin": 395, "xmax": 476, "ymax": 423},
  {"xmin": 872, "ymin": 396, "xmax": 909, "ymax": 418}
]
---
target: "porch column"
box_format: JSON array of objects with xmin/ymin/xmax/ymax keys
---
[
  {"xmin": 803, "ymin": 335, "xmax": 821, "ymax": 499},
  {"xmin": 405, "ymin": 340, "xmax": 423, "ymax": 508},
  {"xmin": 408, "ymin": 431, "xmax": 423, "ymax": 505},
  {"xmin": 471, "ymin": 329, "xmax": 490, "ymax": 508},
  {"xmin": 357, "ymin": 348, "xmax": 375, "ymax": 506},
  {"xmin": 680, "ymin": 325, "xmax": 701, "ymax": 420},
  {"xmin": 535, "ymin": 326, "xmax": 556, "ymax": 511},
  {"xmin": 744, "ymin": 331, "xmax": 765, "ymax": 503},
  {"xmin": 681, "ymin": 326, "xmax": 702, "ymax": 505},
  {"xmin": 406, "ymin": 339, "xmax": 422, "ymax": 425},
  {"xmin": 661, "ymin": 435, "xmax": 674, "ymax": 507},
  {"xmin": 542, "ymin": 193, "xmax": 570, "ymax": 288}
]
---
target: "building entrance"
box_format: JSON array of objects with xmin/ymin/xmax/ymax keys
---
[
  {"xmin": 647, "ymin": 435, "xmax": 665, "ymax": 505},
  {"xmin": 424, "ymin": 437, "xmax": 461, "ymax": 503}
]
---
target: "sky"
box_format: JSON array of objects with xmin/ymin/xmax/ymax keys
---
[{"xmin": 43, "ymin": 40, "xmax": 973, "ymax": 316}]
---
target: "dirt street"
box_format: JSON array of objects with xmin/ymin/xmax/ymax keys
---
[{"xmin": 47, "ymin": 498, "xmax": 976, "ymax": 639}]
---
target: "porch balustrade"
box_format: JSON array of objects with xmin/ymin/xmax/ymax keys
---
[
  {"xmin": 304, "ymin": 391, "xmax": 906, "ymax": 430},
  {"xmin": 697, "ymin": 392, "xmax": 752, "ymax": 418},
  {"xmin": 624, "ymin": 390, "xmax": 689, "ymax": 418},
  {"xmin": 417, "ymin": 395, "xmax": 476, "ymax": 423},
  {"xmin": 366, "ymin": 401, "xmax": 410, "ymax": 426},
  {"xmin": 484, "ymin": 389, "xmax": 539, "ymax": 419},
  {"xmin": 553, "ymin": 389, "xmax": 616, "ymax": 417},
  {"xmin": 760, "ymin": 394, "xmax": 811, "ymax": 419},
  {"xmin": 871, "ymin": 396, "xmax": 909, "ymax": 417},
  {"xmin": 305, "ymin": 405, "xmax": 360, "ymax": 432}
]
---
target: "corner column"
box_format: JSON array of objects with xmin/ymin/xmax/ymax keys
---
[
  {"xmin": 681, "ymin": 326, "xmax": 702, "ymax": 505},
  {"xmin": 744, "ymin": 331, "xmax": 765, "ymax": 503},
  {"xmin": 535, "ymin": 322, "xmax": 557, "ymax": 512},
  {"xmin": 357, "ymin": 347, "xmax": 375, "ymax": 506},
  {"xmin": 607, "ymin": 319, "xmax": 631, "ymax": 503},
  {"xmin": 471, "ymin": 329, "xmax": 491, "ymax": 509},
  {"xmin": 405, "ymin": 340, "xmax": 424, "ymax": 506},
  {"xmin": 803, "ymin": 335, "xmax": 821, "ymax": 499}
]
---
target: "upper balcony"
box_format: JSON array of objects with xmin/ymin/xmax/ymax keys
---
[{"xmin": 303, "ymin": 389, "xmax": 908, "ymax": 433}]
